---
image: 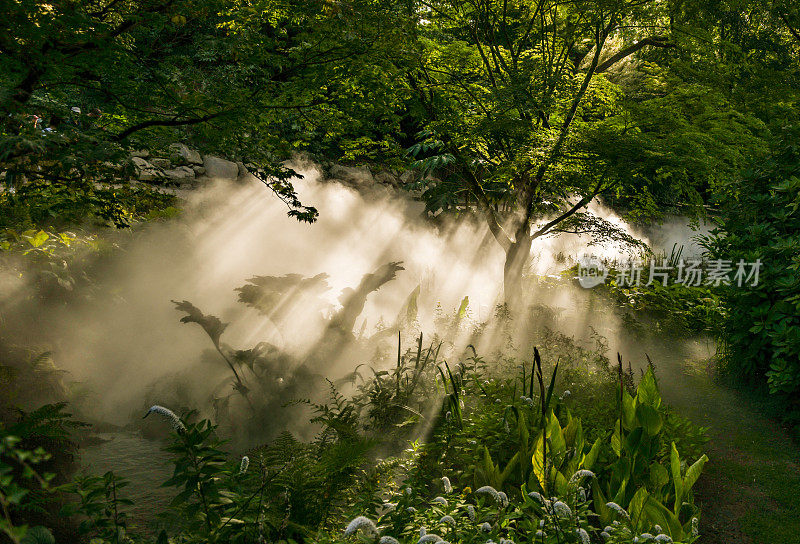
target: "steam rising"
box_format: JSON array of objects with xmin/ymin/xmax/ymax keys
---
[{"xmin": 0, "ymin": 159, "xmax": 711, "ymax": 429}]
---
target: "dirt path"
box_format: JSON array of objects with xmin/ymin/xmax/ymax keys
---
[{"xmin": 651, "ymin": 344, "xmax": 800, "ymax": 544}]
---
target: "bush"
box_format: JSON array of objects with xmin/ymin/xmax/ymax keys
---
[{"xmin": 704, "ymin": 141, "xmax": 800, "ymax": 420}]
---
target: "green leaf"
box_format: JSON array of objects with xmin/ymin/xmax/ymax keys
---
[
  {"xmin": 671, "ymin": 442, "xmax": 684, "ymax": 513},
  {"xmin": 642, "ymin": 496, "xmax": 685, "ymax": 540},
  {"xmin": 582, "ymin": 438, "xmax": 602, "ymax": 470},
  {"xmin": 683, "ymin": 454, "xmax": 709, "ymax": 493},
  {"xmin": 635, "ymin": 404, "xmax": 664, "ymax": 436},
  {"xmin": 649, "ymin": 462, "xmax": 670, "ymax": 492},
  {"xmin": 628, "ymin": 486, "xmax": 650, "ymax": 530},
  {"xmin": 457, "ymin": 296, "xmax": 469, "ymax": 318},
  {"xmin": 622, "ymin": 391, "xmax": 637, "ymax": 429},
  {"xmin": 29, "ymin": 230, "xmax": 49, "ymax": 248},
  {"xmin": 636, "ymin": 367, "xmax": 661, "ymax": 408}
]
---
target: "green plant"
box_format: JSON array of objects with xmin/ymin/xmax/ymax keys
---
[
  {"xmin": 64, "ymin": 472, "xmax": 132, "ymax": 543},
  {"xmin": 705, "ymin": 140, "xmax": 800, "ymax": 420},
  {"xmin": 0, "ymin": 433, "xmax": 55, "ymax": 544},
  {"xmin": 591, "ymin": 366, "xmax": 708, "ymax": 541}
]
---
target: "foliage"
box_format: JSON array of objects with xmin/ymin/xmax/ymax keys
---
[
  {"xmin": 0, "ymin": 0, "xmax": 412, "ymax": 226},
  {"xmin": 1, "ymin": 339, "xmax": 708, "ymax": 544},
  {"xmin": 704, "ymin": 140, "xmax": 800, "ymax": 420},
  {"xmin": 0, "ymin": 404, "xmax": 80, "ymax": 544}
]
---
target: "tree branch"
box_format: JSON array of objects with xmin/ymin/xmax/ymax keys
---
[
  {"xmin": 530, "ymin": 180, "xmax": 605, "ymax": 240},
  {"xmin": 595, "ymin": 35, "xmax": 675, "ymax": 73}
]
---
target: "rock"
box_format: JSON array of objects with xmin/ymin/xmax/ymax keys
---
[
  {"xmin": 170, "ymin": 143, "xmax": 203, "ymax": 165},
  {"xmin": 131, "ymin": 157, "xmax": 161, "ymax": 182},
  {"xmin": 162, "ymin": 166, "xmax": 195, "ymax": 183},
  {"xmin": 150, "ymin": 157, "xmax": 172, "ymax": 169},
  {"xmin": 374, "ymin": 171, "xmax": 400, "ymax": 187},
  {"xmin": 399, "ymin": 170, "xmax": 417, "ymax": 185},
  {"xmin": 130, "ymin": 149, "xmax": 150, "ymax": 159},
  {"xmin": 192, "ymin": 165, "xmax": 206, "ymax": 176},
  {"xmin": 202, "ymin": 155, "xmax": 239, "ymax": 179},
  {"xmin": 236, "ymin": 161, "xmax": 250, "ymax": 180},
  {"xmin": 329, "ymin": 164, "xmax": 374, "ymax": 186}
]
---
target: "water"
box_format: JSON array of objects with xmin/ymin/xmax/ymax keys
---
[{"xmin": 80, "ymin": 432, "xmax": 173, "ymax": 533}]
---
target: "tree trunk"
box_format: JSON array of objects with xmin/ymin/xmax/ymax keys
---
[{"xmin": 503, "ymin": 233, "xmax": 532, "ymax": 305}]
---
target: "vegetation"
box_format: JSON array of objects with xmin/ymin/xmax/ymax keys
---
[
  {"xmin": 1, "ymin": 341, "xmax": 709, "ymax": 543},
  {"xmin": 3, "ymin": 0, "xmax": 800, "ymax": 542},
  {"xmin": 704, "ymin": 139, "xmax": 800, "ymax": 423}
]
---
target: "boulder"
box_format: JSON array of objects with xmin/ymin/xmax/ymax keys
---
[
  {"xmin": 130, "ymin": 149, "xmax": 150, "ymax": 159},
  {"xmin": 131, "ymin": 157, "xmax": 161, "ymax": 182},
  {"xmin": 374, "ymin": 171, "xmax": 400, "ymax": 187},
  {"xmin": 163, "ymin": 166, "xmax": 195, "ymax": 183},
  {"xmin": 329, "ymin": 164, "xmax": 374, "ymax": 186},
  {"xmin": 236, "ymin": 161, "xmax": 250, "ymax": 180},
  {"xmin": 202, "ymin": 155, "xmax": 239, "ymax": 179},
  {"xmin": 150, "ymin": 157, "xmax": 172, "ymax": 169},
  {"xmin": 170, "ymin": 143, "xmax": 203, "ymax": 165},
  {"xmin": 399, "ymin": 170, "xmax": 417, "ymax": 185},
  {"xmin": 191, "ymin": 165, "xmax": 206, "ymax": 176}
]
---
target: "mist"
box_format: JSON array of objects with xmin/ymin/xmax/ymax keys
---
[{"xmin": 1, "ymin": 159, "xmax": 708, "ymax": 437}]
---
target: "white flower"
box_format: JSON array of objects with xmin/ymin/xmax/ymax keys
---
[
  {"xmin": 406, "ymin": 507, "xmax": 417, "ymax": 513},
  {"xmin": 653, "ymin": 525, "xmax": 663, "ymax": 534},
  {"xmin": 606, "ymin": 502, "xmax": 631, "ymax": 521},
  {"xmin": 406, "ymin": 487, "xmax": 413, "ymax": 495},
  {"xmin": 553, "ymin": 501, "xmax": 572, "ymax": 518},
  {"xmin": 239, "ymin": 456, "xmax": 249, "ymax": 474},
  {"xmin": 445, "ymin": 411, "xmax": 452, "ymax": 421},
  {"xmin": 601, "ymin": 532, "xmax": 611, "ymax": 540},
  {"xmin": 691, "ymin": 518, "xmax": 699, "ymax": 537},
  {"xmin": 441, "ymin": 476, "xmax": 452, "ymax": 494},
  {"xmin": 344, "ymin": 516, "xmax": 377, "ymax": 537},
  {"xmin": 144, "ymin": 405, "xmax": 186, "ymax": 433},
  {"xmin": 654, "ymin": 535, "xmax": 673, "ymax": 543},
  {"xmin": 418, "ymin": 535, "xmax": 442, "ymax": 544},
  {"xmin": 475, "ymin": 485, "xmax": 499, "ymax": 500},
  {"xmin": 563, "ymin": 390, "xmax": 571, "ymax": 397},
  {"xmin": 380, "ymin": 537, "xmax": 400, "ymax": 544},
  {"xmin": 539, "ymin": 519, "xmax": 545, "ymax": 528},
  {"xmin": 439, "ymin": 515, "xmax": 455, "ymax": 526},
  {"xmin": 497, "ymin": 491, "xmax": 509, "ymax": 507},
  {"xmin": 466, "ymin": 505, "xmax": 475, "ymax": 521},
  {"xmin": 432, "ymin": 496, "xmax": 449, "ymax": 507},
  {"xmin": 420, "ymin": 526, "xmax": 426, "ymax": 537},
  {"xmin": 382, "ymin": 502, "xmax": 396, "ymax": 511},
  {"xmin": 568, "ymin": 470, "xmax": 595, "ymax": 485},
  {"xmin": 480, "ymin": 522, "xmax": 492, "ymax": 532},
  {"xmin": 576, "ymin": 528, "xmax": 590, "ymax": 544},
  {"xmin": 535, "ymin": 530, "xmax": 545, "ymax": 538},
  {"xmin": 528, "ymin": 491, "xmax": 544, "ymax": 503},
  {"xmin": 640, "ymin": 533, "xmax": 655, "ymax": 540}
]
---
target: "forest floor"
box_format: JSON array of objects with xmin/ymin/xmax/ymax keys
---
[{"xmin": 666, "ymin": 353, "xmax": 800, "ymax": 544}]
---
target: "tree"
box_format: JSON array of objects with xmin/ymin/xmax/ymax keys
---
[
  {"xmin": 0, "ymin": 0, "xmax": 411, "ymax": 225},
  {"xmin": 398, "ymin": 0, "xmax": 670, "ymax": 299},
  {"xmin": 400, "ymin": 0, "xmax": 772, "ymax": 300}
]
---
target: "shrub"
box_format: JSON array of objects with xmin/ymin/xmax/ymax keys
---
[{"xmin": 704, "ymin": 141, "xmax": 800, "ymax": 420}]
